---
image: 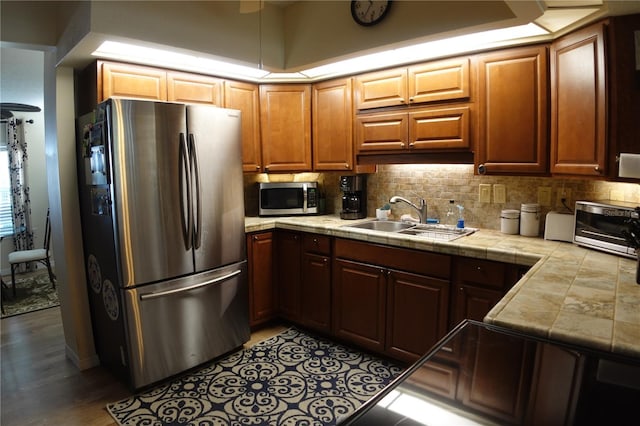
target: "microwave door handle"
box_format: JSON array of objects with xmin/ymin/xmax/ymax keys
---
[{"xmin": 303, "ymin": 183, "xmax": 308, "ymax": 212}]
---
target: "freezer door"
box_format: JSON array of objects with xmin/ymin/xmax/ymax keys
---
[
  {"xmin": 108, "ymin": 99, "xmax": 192, "ymax": 286},
  {"xmin": 187, "ymin": 105, "xmax": 245, "ymax": 272},
  {"xmin": 123, "ymin": 261, "xmax": 249, "ymax": 389}
]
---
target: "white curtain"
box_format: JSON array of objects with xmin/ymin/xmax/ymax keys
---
[{"xmin": 7, "ymin": 118, "xmax": 33, "ymax": 256}]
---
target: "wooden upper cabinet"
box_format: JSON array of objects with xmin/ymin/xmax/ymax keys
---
[
  {"xmin": 355, "ymin": 68, "xmax": 408, "ymax": 110},
  {"xmin": 312, "ymin": 78, "xmax": 354, "ymax": 171},
  {"xmin": 167, "ymin": 71, "xmax": 223, "ymax": 105},
  {"xmin": 354, "ymin": 57, "xmax": 470, "ymax": 110},
  {"xmin": 99, "ymin": 61, "xmax": 167, "ymax": 102},
  {"xmin": 356, "ymin": 107, "xmax": 471, "ymax": 154},
  {"xmin": 225, "ymin": 80, "xmax": 262, "ymax": 173},
  {"xmin": 408, "ymin": 58, "xmax": 470, "ymax": 104},
  {"xmin": 259, "ymin": 84, "xmax": 312, "ymax": 172},
  {"xmin": 409, "ymin": 106, "xmax": 470, "ymax": 150},
  {"xmin": 356, "ymin": 112, "xmax": 408, "ymax": 152},
  {"xmin": 476, "ymin": 45, "xmax": 549, "ymax": 175},
  {"xmin": 550, "ymin": 21, "xmax": 606, "ymax": 177}
]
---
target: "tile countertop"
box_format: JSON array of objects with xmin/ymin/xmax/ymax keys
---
[{"xmin": 245, "ymin": 215, "xmax": 640, "ymax": 359}]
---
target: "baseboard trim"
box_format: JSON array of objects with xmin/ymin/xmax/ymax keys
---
[{"xmin": 65, "ymin": 344, "xmax": 100, "ymax": 370}]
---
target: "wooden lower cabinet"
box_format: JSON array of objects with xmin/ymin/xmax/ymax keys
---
[
  {"xmin": 247, "ymin": 231, "xmax": 276, "ymax": 327},
  {"xmin": 457, "ymin": 327, "xmax": 535, "ymax": 424},
  {"xmin": 276, "ymin": 230, "xmax": 302, "ymax": 321},
  {"xmin": 332, "ymin": 238, "xmax": 452, "ymax": 359},
  {"xmin": 386, "ymin": 270, "xmax": 449, "ymax": 363},
  {"xmin": 300, "ymin": 253, "xmax": 331, "ymax": 332},
  {"xmin": 332, "ymin": 259, "xmax": 387, "ymax": 353}
]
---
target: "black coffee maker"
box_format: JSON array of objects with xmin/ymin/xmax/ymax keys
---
[{"xmin": 340, "ymin": 175, "xmax": 367, "ymax": 219}]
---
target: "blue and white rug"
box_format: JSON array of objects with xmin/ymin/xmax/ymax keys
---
[{"xmin": 107, "ymin": 327, "xmax": 403, "ymax": 425}]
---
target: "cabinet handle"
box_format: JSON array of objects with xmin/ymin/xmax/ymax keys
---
[{"xmin": 441, "ymin": 346, "xmax": 453, "ymax": 353}]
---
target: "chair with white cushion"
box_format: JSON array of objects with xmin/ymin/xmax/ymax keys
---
[{"xmin": 8, "ymin": 209, "xmax": 56, "ymax": 297}]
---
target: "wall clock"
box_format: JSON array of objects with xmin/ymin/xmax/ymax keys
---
[{"xmin": 351, "ymin": 1, "xmax": 392, "ymax": 27}]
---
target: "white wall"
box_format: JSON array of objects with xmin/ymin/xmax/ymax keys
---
[{"xmin": 0, "ymin": 47, "xmax": 49, "ymax": 275}]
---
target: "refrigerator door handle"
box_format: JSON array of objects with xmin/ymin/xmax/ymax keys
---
[
  {"xmin": 139, "ymin": 269, "xmax": 242, "ymax": 300},
  {"xmin": 179, "ymin": 132, "xmax": 192, "ymax": 250},
  {"xmin": 189, "ymin": 133, "xmax": 202, "ymax": 250}
]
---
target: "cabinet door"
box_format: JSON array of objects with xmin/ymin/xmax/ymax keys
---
[
  {"xmin": 225, "ymin": 80, "xmax": 262, "ymax": 172},
  {"xmin": 550, "ymin": 21, "xmax": 606, "ymax": 176},
  {"xmin": 276, "ymin": 230, "xmax": 302, "ymax": 321},
  {"xmin": 260, "ymin": 84, "xmax": 312, "ymax": 172},
  {"xmin": 312, "ymin": 78, "xmax": 353, "ymax": 171},
  {"xmin": 355, "ymin": 112, "xmax": 408, "ymax": 153},
  {"xmin": 458, "ymin": 328, "xmax": 533, "ymax": 424},
  {"xmin": 409, "ymin": 106, "xmax": 470, "ymax": 150},
  {"xmin": 354, "ymin": 68, "xmax": 408, "ymax": 110},
  {"xmin": 332, "ymin": 259, "xmax": 386, "ymax": 353},
  {"xmin": 166, "ymin": 71, "xmax": 223, "ymax": 105},
  {"xmin": 301, "ymin": 252, "xmax": 332, "ymax": 333},
  {"xmin": 408, "ymin": 58, "xmax": 470, "ymax": 104},
  {"xmin": 386, "ymin": 269, "xmax": 449, "ymax": 363},
  {"xmin": 247, "ymin": 232, "xmax": 275, "ymax": 326},
  {"xmin": 100, "ymin": 61, "xmax": 167, "ymax": 102},
  {"xmin": 476, "ymin": 45, "xmax": 548, "ymax": 174}
]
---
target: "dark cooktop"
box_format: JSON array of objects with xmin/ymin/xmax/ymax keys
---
[{"xmin": 341, "ymin": 320, "xmax": 640, "ymax": 425}]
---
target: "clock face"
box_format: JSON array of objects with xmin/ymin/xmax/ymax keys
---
[{"xmin": 351, "ymin": 0, "xmax": 392, "ymax": 27}]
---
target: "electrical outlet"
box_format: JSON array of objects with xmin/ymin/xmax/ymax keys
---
[
  {"xmin": 493, "ymin": 184, "xmax": 506, "ymax": 204},
  {"xmin": 556, "ymin": 188, "xmax": 572, "ymax": 206},
  {"xmin": 479, "ymin": 184, "xmax": 492, "ymax": 203},
  {"xmin": 538, "ymin": 187, "xmax": 552, "ymax": 206}
]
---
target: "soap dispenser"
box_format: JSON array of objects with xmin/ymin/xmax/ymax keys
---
[{"xmin": 456, "ymin": 204, "xmax": 465, "ymax": 229}]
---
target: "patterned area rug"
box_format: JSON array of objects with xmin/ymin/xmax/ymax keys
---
[
  {"xmin": 1, "ymin": 270, "xmax": 58, "ymax": 318},
  {"xmin": 107, "ymin": 327, "xmax": 403, "ymax": 425}
]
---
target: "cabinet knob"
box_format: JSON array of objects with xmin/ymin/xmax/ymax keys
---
[
  {"xmin": 594, "ymin": 165, "xmax": 602, "ymax": 173},
  {"xmin": 400, "ymin": 98, "xmax": 406, "ymax": 104},
  {"xmin": 313, "ymin": 238, "xmax": 318, "ymax": 243},
  {"xmin": 255, "ymin": 165, "xmax": 260, "ymax": 171},
  {"xmin": 323, "ymin": 258, "xmax": 328, "ymax": 263},
  {"xmin": 478, "ymin": 164, "xmax": 487, "ymax": 175},
  {"xmin": 264, "ymin": 166, "xmax": 269, "ymax": 173},
  {"xmin": 399, "ymin": 142, "xmax": 405, "ymax": 148},
  {"xmin": 345, "ymin": 163, "xmax": 349, "ymax": 169},
  {"xmin": 253, "ymin": 235, "xmax": 258, "ymax": 241},
  {"xmin": 409, "ymin": 142, "xmax": 415, "ymax": 148},
  {"xmin": 408, "ymin": 97, "xmax": 414, "ymax": 103},
  {"xmin": 477, "ymin": 266, "xmax": 482, "ymax": 271},
  {"xmin": 459, "ymin": 287, "xmax": 464, "ymax": 292}
]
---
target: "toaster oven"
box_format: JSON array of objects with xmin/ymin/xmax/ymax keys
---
[{"xmin": 574, "ymin": 200, "xmax": 639, "ymax": 259}]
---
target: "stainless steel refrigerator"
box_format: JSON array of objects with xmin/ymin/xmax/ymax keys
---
[{"xmin": 76, "ymin": 98, "xmax": 249, "ymax": 389}]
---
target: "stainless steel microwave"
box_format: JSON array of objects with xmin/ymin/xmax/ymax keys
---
[
  {"xmin": 259, "ymin": 182, "xmax": 319, "ymax": 216},
  {"xmin": 574, "ymin": 200, "xmax": 639, "ymax": 259}
]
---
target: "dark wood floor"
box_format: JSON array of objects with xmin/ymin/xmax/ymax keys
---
[{"xmin": 1, "ymin": 307, "xmax": 286, "ymax": 425}]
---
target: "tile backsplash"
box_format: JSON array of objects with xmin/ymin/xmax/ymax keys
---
[{"xmin": 244, "ymin": 164, "xmax": 639, "ymax": 232}]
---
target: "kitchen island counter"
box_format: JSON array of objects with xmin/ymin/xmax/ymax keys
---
[{"xmin": 245, "ymin": 215, "xmax": 640, "ymax": 358}]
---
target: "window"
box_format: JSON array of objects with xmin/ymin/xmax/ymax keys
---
[{"xmin": 0, "ymin": 140, "xmax": 13, "ymax": 236}]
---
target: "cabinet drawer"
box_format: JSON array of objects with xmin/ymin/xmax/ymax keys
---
[
  {"xmin": 335, "ymin": 238, "xmax": 450, "ymax": 279},
  {"xmin": 456, "ymin": 257, "xmax": 507, "ymax": 289},
  {"xmin": 303, "ymin": 234, "xmax": 331, "ymax": 255}
]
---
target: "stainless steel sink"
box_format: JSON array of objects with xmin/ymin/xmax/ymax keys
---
[
  {"xmin": 342, "ymin": 220, "xmax": 475, "ymax": 241},
  {"xmin": 397, "ymin": 224, "xmax": 476, "ymax": 241},
  {"xmin": 342, "ymin": 220, "xmax": 415, "ymax": 232}
]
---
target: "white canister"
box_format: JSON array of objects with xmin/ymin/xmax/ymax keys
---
[
  {"xmin": 500, "ymin": 209, "xmax": 520, "ymax": 235},
  {"xmin": 520, "ymin": 203, "xmax": 540, "ymax": 237}
]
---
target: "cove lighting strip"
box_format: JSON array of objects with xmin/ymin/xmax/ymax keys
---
[{"xmin": 92, "ymin": 23, "xmax": 548, "ymax": 81}]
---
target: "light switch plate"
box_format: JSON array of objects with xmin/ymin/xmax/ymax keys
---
[
  {"xmin": 493, "ymin": 184, "xmax": 506, "ymax": 204},
  {"xmin": 538, "ymin": 187, "xmax": 552, "ymax": 206},
  {"xmin": 479, "ymin": 184, "xmax": 491, "ymax": 203}
]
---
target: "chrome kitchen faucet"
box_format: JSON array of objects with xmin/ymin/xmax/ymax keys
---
[{"xmin": 389, "ymin": 196, "xmax": 428, "ymax": 224}]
